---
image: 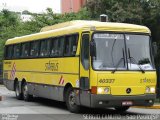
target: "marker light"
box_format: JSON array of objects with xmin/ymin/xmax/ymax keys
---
[
  {"xmin": 104, "ymin": 87, "xmax": 110, "ymax": 93},
  {"xmin": 146, "ymin": 87, "xmax": 150, "ymax": 93}
]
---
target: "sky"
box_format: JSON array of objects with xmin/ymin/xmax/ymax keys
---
[{"xmin": 0, "ymin": 0, "xmax": 61, "ymax": 13}]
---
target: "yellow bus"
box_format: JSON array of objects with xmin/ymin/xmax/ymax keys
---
[{"xmin": 3, "ymin": 20, "xmax": 157, "ymax": 113}]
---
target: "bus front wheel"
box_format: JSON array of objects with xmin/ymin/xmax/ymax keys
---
[
  {"xmin": 66, "ymin": 87, "xmax": 80, "ymax": 113},
  {"xmin": 114, "ymin": 106, "xmax": 130, "ymax": 112},
  {"xmin": 22, "ymin": 82, "xmax": 32, "ymax": 101}
]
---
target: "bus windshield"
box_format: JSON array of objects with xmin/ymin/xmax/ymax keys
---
[{"xmin": 92, "ymin": 33, "xmax": 154, "ymax": 71}]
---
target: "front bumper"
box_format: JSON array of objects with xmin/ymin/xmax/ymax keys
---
[{"xmin": 90, "ymin": 94, "xmax": 156, "ymax": 108}]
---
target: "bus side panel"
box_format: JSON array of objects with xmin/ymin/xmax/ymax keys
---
[{"xmin": 3, "ymin": 57, "xmax": 79, "ymax": 101}]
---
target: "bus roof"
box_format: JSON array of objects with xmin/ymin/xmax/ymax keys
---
[{"xmin": 5, "ymin": 20, "xmax": 151, "ymax": 45}]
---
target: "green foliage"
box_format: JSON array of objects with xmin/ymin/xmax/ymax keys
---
[
  {"xmin": 0, "ymin": 10, "xmax": 20, "ymax": 59},
  {"xmin": 0, "ymin": 8, "xmax": 91, "ymax": 60},
  {"xmin": 29, "ymin": 7, "xmax": 91, "ymax": 30}
]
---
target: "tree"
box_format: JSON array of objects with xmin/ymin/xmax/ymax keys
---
[
  {"xmin": 0, "ymin": 9, "xmax": 21, "ymax": 59},
  {"xmin": 0, "ymin": 8, "xmax": 91, "ymax": 59}
]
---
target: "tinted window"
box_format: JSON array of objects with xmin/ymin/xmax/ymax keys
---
[
  {"xmin": 81, "ymin": 34, "xmax": 89, "ymax": 70},
  {"xmin": 30, "ymin": 41, "xmax": 40, "ymax": 57},
  {"xmin": 5, "ymin": 45, "xmax": 13, "ymax": 59},
  {"xmin": 64, "ymin": 35, "xmax": 78, "ymax": 56},
  {"xmin": 40, "ymin": 40, "xmax": 51, "ymax": 57},
  {"xmin": 21, "ymin": 42, "xmax": 30, "ymax": 58},
  {"xmin": 50, "ymin": 37, "xmax": 64, "ymax": 57},
  {"xmin": 13, "ymin": 44, "xmax": 21, "ymax": 58}
]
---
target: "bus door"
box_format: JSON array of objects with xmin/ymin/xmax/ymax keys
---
[{"xmin": 79, "ymin": 33, "xmax": 90, "ymax": 106}]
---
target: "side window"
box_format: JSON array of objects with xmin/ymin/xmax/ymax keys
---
[
  {"xmin": 51, "ymin": 38, "xmax": 58, "ymax": 56},
  {"xmin": 51, "ymin": 37, "xmax": 64, "ymax": 57},
  {"xmin": 30, "ymin": 41, "xmax": 40, "ymax": 57},
  {"xmin": 5, "ymin": 45, "xmax": 13, "ymax": 59},
  {"xmin": 40, "ymin": 40, "xmax": 46, "ymax": 57},
  {"xmin": 64, "ymin": 37, "xmax": 70, "ymax": 56},
  {"xmin": 40, "ymin": 40, "xmax": 51, "ymax": 57},
  {"xmin": 81, "ymin": 34, "xmax": 89, "ymax": 70},
  {"xmin": 58, "ymin": 37, "xmax": 64, "ymax": 56},
  {"xmin": 47, "ymin": 40, "xmax": 51, "ymax": 56},
  {"xmin": 21, "ymin": 42, "xmax": 30, "ymax": 58},
  {"xmin": 13, "ymin": 44, "xmax": 21, "ymax": 58},
  {"xmin": 64, "ymin": 34, "xmax": 78, "ymax": 56}
]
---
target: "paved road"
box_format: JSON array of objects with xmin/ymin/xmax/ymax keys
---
[{"xmin": 0, "ymin": 85, "xmax": 160, "ymax": 120}]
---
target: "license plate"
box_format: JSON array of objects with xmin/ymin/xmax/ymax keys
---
[{"xmin": 122, "ymin": 101, "xmax": 133, "ymax": 106}]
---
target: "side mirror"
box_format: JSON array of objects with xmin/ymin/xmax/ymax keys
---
[
  {"xmin": 90, "ymin": 41, "xmax": 96, "ymax": 57},
  {"xmin": 152, "ymin": 42, "xmax": 157, "ymax": 57}
]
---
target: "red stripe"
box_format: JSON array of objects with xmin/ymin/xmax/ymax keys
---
[
  {"xmin": 10, "ymin": 63, "xmax": 16, "ymax": 80},
  {"xmin": 13, "ymin": 64, "xmax": 16, "ymax": 71},
  {"xmin": 59, "ymin": 76, "xmax": 63, "ymax": 84},
  {"xmin": 61, "ymin": 79, "xmax": 64, "ymax": 85},
  {"xmin": 12, "ymin": 63, "xmax": 16, "ymax": 79}
]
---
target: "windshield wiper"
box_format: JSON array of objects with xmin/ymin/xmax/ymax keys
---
[
  {"xmin": 111, "ymin": 38, "xmax": 117, "ymax": 67},
  {"xmin": 128, "ymin": 48, "xmax": 145, "ymax": 73},
  {"xmin": 112, "ymin": 49, "xmax": 125, "ymax": 73},
  {"xmin": 112, "ymin": 58, "xmax": 125, "ymax": 73}
]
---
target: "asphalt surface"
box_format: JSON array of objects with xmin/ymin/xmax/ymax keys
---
[{"xmin": 0, "ymin": 85, "xmax": 160, "ymax": 120}]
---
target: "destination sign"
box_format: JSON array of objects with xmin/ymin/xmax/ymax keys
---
[{"xmin": 93, "ymin": 33, "xmax": 124, "ymax": 39}]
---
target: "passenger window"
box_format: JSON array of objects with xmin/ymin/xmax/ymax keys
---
[
  {"xmin": 47, "ymin": 40, "xmax": 51, "ymax": 55},
  {"xmin": 81, "ymin": 34, "xmax": 89, "ymax": 70},
  {"xmin": 13, "ymin": 44, "xmax": 21, "ymax": 58},
  {"xmin": 5, "ymin": 45, "xmax": 13, "ymax": 59},
  {"xmin": 40, "ymin": 40, "xmax": 46, "ymax": 57},
  {"xmin": 30, "ymin": 41, "xmax": 40, "ymax": 57},
  {"xmin": 51, "ymin": 38, "xmax": 58, "ymax": 56},
  {"xmin": 21, "ymin": 42, "xmax": 30, "ymax": 58},
  {"xmin": 70, "ymin": 35, "xmax": 78, "ymax": 55},
  {"xmin": 40, "ymin": 40, "xmax": 51, "ymax": 57},
  {"xmin": 51, "ymin": 37, "xmax": 64, "ymax": 57},
  {"xmin": 64, "ymin": 37, "xmax": 70, "ymax": 56},
  {"xmin": 64, "ymin": 34, "xmax": 78, "ymax": 56}
]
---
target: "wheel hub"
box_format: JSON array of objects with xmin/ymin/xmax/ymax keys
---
[
  {"xmin": 23, "ymin": 85, "xmax": 28, "ymax": 98},
  {"xmin": 69, "ymin": 91, "xmax": 76, "ymax": 106},
  {"xmin": 16, "ymin": 85, "xmax": 19, "ymax": 96}
]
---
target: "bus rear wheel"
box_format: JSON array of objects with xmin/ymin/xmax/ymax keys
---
[
  {"xmin": 15, "ymin": 81, "xmax": 23, "ymax": 100},
  {"xmin": 66, "ymin": 87, "xmax": 80, "ymax": 113},
  {"xmin": 114, "ymin": 106, "xmax": 130, "ymax": 112},
  {"xmin": 22, "ymin": 82, "xmax": 32, "ymax": 101}
]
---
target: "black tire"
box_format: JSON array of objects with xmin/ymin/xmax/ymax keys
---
[
  {"xmin": 15, "ymin": 81, "xmax": 23, "ymax": 100},
  {"xmin": 22, "ymin": 82, "xmax": 32, "ymax": 101},
  {"xmin": 66, "ymin": 87, "xmax": 80, "ymax": 113},
  {"xmin": 114, "ymin": 106, "xmax": 130, "ymax": 112}
]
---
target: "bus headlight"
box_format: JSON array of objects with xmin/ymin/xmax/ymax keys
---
[
  {"xmin": 97, "ymin": 87, "xmax": 110, "ymax": 94},
  {"xmin": 150, "ymin": 87, "xmax": 155, "ymax": 93},
  {"xmin": 97, "ymin": 87, "xmax": 103, "ymax": 94},
  {"xmin": 146, "ymin": 86, "xmax": 155, "ymax": 93}
]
